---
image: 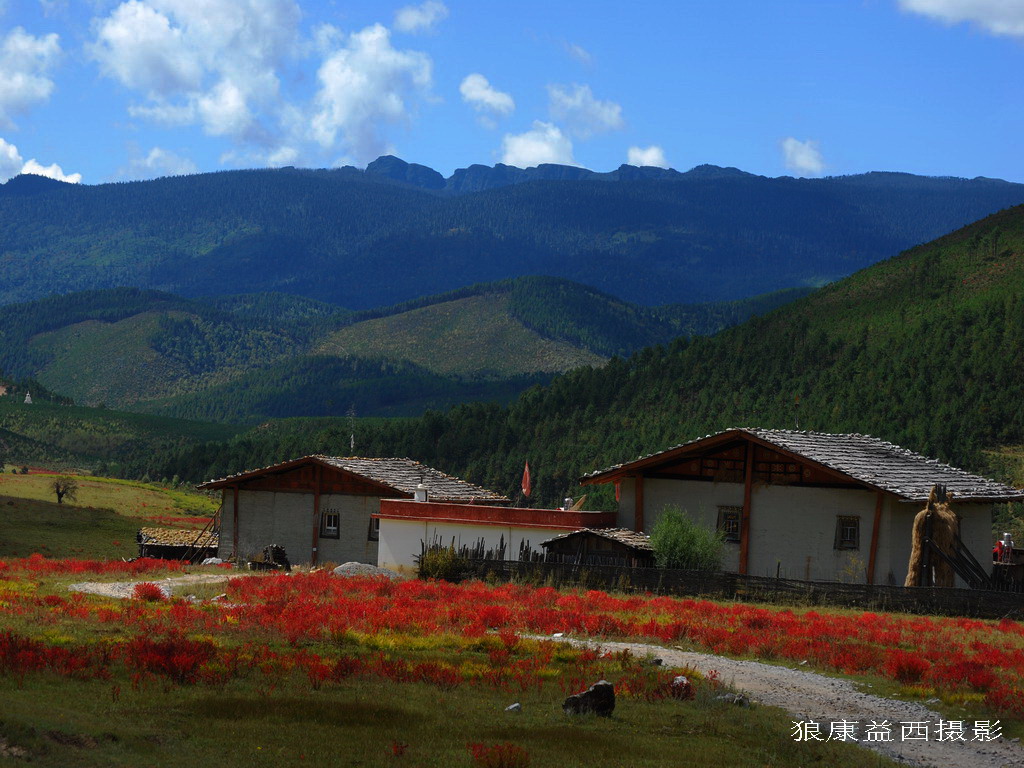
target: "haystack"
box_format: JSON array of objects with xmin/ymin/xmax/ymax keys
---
[{"xmin": 904, "ymin": 485, "xmax": 959, "ymax": 587}]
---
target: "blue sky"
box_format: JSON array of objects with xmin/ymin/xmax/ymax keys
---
[{"xmin": 1, "ymin": 0, "xmax": 1022, "ymax": 184}]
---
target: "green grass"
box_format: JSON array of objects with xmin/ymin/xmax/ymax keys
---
[
  {"xmin": 315, "ymin": 293, "xmax": 606, "ymax": 377},
  {"xmin": 0, "ymin": 471, "xmax": 217, "ymax": 519},
  {"xmin": 0, "ymin": 470, "xmax": 217, "ymax": 559},
  {"xmin": 0, "ymin": 672, "xmax": 896, "ymax": 768},
  {"xmin": 0, "ymin": 397, "xmax": 239, "ymax": 473},
  {"xmin": 0, "ymin": 495, "xmax": 139, "ymax": 560}
]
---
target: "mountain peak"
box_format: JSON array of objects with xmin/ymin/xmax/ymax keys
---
[{"xmin": 365, "ymin": 155, "xmax": 446, "ymax": 190}]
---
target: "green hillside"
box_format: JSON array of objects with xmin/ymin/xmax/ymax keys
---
[
  {"xmin": 0, "ymin": 278, "xmax": 806, "ymax": 422},
  {"xmin": 0, "ymin": 397, "xmax": 238, "ymax": 474},
  {"xmin": 316, "ymin": 293, "xmax": 605, "ymax": 376},
  {"xmin": 149, "ymin": 356, "xmax": 551, "ymax": 424},
  {"xmin": 152, "ymin": 205, "xmax": 1024, "ymax": 505},
  {"xmin": 0, "ymin": 288, "xmax": 344, "ymax": 406}
]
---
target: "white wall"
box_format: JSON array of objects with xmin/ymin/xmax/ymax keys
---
[
  {"xmin": 377, "ymin": 518, "xmax": 568, "ymax": 574},
  {"xmin": 217, "ymin": 489, "xmax": 380, "ymax": 566},
  {"xmin": 617, "ymin": 477, "xmax": 997, "ymax": 585},
  {"xmin": 619, "ymin": 478, "xmax": 880, "ymax": 582}
]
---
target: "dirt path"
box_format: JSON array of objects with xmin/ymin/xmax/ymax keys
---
[
  {"xmin": 544, "ymin": 636, "xmax": 1023, "ymax": 768},
  {"xmin": 68, "ymin": 573, "xmax": 230, "ymax": 600}
]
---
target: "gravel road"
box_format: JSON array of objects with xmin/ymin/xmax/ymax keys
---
[
  {"xmin": 68, "ymin": 573, "xmax": 230, "ymax": 600},
  {"xmin": 546, "ymin": 636, "xmax": 1024, "ymax": 768}
]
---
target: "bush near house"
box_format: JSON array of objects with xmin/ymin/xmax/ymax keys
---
[{"xmin": 649, "ymin": 506, "xmax": 723, "ymax": 572}]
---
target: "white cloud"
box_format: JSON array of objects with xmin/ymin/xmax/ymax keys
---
[
  {"xmin": 21, "ymin": 158, "xmax": 80, "ymax": 183},
  {"xmin": 266, "ymin": 145, "xmax": 299, "ymax": 166},
  {"xmin": 196, "ymin": 78, "xmax": 252, "ymax": 137},
  {"xmin": 501, "ymin": 121, "xmax": 575, "ymax": 168},
  {"xmin": 128, "ymin": 101, "xmax": 195, "ymax": 126},
  {"xmin": 0, "ymin": 136, "xmax": 80, "ymax": 183},
  {"xmin": 92, "ymin": 1, "xmax": 201, "ymax": 95},
  {"xmin": 119, "ymin": 145, "xmax": 196, "ymax": 179},
  {"xmin": 900, "ymin": 0, "xmax": 1024, "ymax": 37},
  {"xmin": 564, "ymin": 41, "xmax": 592, "ymax": 65},
  {"xmin": 91, "ymin": 0, "xmax": 301, "ymax": 142},
  {"xmin": 627, "ymin": 145, "xmax": 668, "ymax": 168},
  {"xmin": 0, "ymin": 27, "xmax": 61, "ymax": 128},
  {"xmin": 312, "ymin": 23, "xmax": 433, "ymax": 163},
  {"xmin": 0, "ymin": 137, "xmax": 23, "ymax": 180},
  {"xmin": 394, "ymin": 1, "xmax": 448, "ymax": 34},
  {"xmin": 781, "ymin": 137, "xmax": 825, "ymax": 176},
  {"xmin": 548, "ymin": 83, "xmax": 623, "ymax": 139},
  {"xmin": 459, "ymin": 73, "xmax": 514, "ymax": 120}
]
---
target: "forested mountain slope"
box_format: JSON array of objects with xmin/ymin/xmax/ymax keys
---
[
  {"xmin": 150, "ymin": 205, "xmax": 1024, "ymax": 504},
  {"xmin": 0, "ymin": 279, "xmax": 804, "ymax": 420},
  {"xmin": 1, "ymin": 162, "xmax": 1021, "ymax": 307}
]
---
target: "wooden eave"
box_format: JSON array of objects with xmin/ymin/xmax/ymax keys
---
[
  {"xmin": 580, "ymin": 429, "xmax": 895, "ymax": 499},
  {"xmin": 197, "ymin": 455, "xmax": 409, "ymax": 498}
]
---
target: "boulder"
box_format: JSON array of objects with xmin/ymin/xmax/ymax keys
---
[
  {"xmin": 715, "ymin": 692, "xmax": 751, "ymax": 708},
  {"xmin": 332, "ymin": 562, "xmax": 402, "ymax": 580},
  {"xmin": 670, "ymin": 675, "xmax": 694, "ymax": 700},
  {"xmin": 562, "ymin": 680, "xmax": 615, "ymax": 716}
]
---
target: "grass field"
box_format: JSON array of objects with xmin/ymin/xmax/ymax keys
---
[
  {"xmin": 0, "ymin": 469, "xmax": 217, "ymax": 559},
  {"xmin": 0, "ymin": 560, "xmax": 898, "ymax": 768}
]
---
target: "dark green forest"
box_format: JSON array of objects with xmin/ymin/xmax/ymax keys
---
[
  {"xmin": 142, "ymin": 205, "xmax": 1024, "ymax": 505},
  {"xmin": 2, "ymin": 163, "xmax": 1023, "ymax": 308}
]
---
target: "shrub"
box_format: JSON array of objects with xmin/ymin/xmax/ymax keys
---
[
  {"xmin": 132, "ymin": 582, "xmax": 167, "ymax": 602},
  {"xmin": 417, "ymin": 544, "xmax": 471, "ymax": 582},
  {"xmin": 649, "ymin": 506, "xmax": 722, "ymax": 571}
]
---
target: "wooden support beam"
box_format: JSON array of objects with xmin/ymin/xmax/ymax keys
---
[
  {"xmin": 232, "ymin": 486, "xmax": 239, "ymax": 558},
  {"xmin": 311, "ymin": 463, "xmax": 322, "ymax": 566},
  {"xmin": 634, "ymin": 475, "xmax": 645, "ymax": 533},
  {"xmin": 867, "ymin": 491, "xmax": 884, "ymax": 585},
  {"xmin": 739, "ymin": 442, "xmax": 754, "ymax": 575}
]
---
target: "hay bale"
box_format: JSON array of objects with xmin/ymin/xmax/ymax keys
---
[{"xmin": 905, "ymin": 485, "xmax": 959, "ymax": 587}]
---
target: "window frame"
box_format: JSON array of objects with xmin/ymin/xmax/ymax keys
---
[
  {"xmin": 320, "ymin": 509, "xmax": 340, "ymax": 539},
  {"xmin": 834, "ymin": 515, "xmax": 860, "ymax": 550},
  {"xmin": 717, "ymin": 505, "xmax": 742, "ymax": 543}
]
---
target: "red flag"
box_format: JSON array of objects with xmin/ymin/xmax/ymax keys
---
[
  {"xmin": 614, "ymin": 479, "xmax": 621, "ymax": 502},
  {"xmin": 521, "ymin": 461, "xmax": 531, "ymax": 498}
]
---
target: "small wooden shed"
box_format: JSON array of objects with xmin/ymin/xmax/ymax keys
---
[
  {"xmin": 137, "ymin": 527, "xmax": 218, "ymax": 563},
  {"xmin": 541, "ymin": 528, "xmax": 655, "ymax": 568}
]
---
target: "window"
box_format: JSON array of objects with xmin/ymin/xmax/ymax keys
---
[
  {"xmin": 321, "ymin": 509, "xmax": 340, "ymax": 539},
  {"xmin": 835, "ymin": 516, "xmax": 860, "ymax": 550},
  {"xmin": 368, "ymin": 516, "xmax": 380, "ymax": 542},
  {"xmin": 717, "ymin": 506, "xmax": 742, "ymax": 543}
]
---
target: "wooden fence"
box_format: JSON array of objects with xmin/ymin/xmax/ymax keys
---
[{"xmin": 464, "ymin": 559, "xmax": 1024, "ymax": 620}]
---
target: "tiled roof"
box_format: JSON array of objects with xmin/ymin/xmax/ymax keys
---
[
  {"xmin": 200, "ymin": 455, "xmax": 508, "ymax": 503},
  {"xmin": 541, "ymin": 527, "xmax": 653, "ymax": 551},
  {"xmin": 582, "ymin": 428, "xmax": 1024, "ymax": 503},
  {"xmin": 315, "ymin": 456, "xmax": 508, "ymax": 502},
  {"xmin": 138, "ymin": 527, "xmax": 218, "ymax": 547}
]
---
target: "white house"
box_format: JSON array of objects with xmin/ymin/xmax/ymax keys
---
[
  {"xmin": 580, "ymin": 428, "xmax": 1024, "ymax": 586},
  {"xmin": 375, "ymin": 499, "xmax": 616, "ymax": 574},
  {"xmin": 199, "ymin": 455, "xmax": 508, "ymax": 566}
]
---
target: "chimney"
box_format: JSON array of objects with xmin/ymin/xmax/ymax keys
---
[{"xmin": 414, "ymin": 483, "xmax": 428, "ymax": 503}]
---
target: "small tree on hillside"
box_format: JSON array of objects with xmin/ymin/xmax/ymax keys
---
[
  {"xmin": 650, "ymin": 506, "xmax": 723, "ymax": 572},
  {"xmin": 51, "ymin": 476, "xmax": 79, "ymax": 505}
]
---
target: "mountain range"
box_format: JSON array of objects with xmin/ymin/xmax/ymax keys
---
[{"xmin": 2, "ymin": 159, "xmax": 1023, "ymax": 309}]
